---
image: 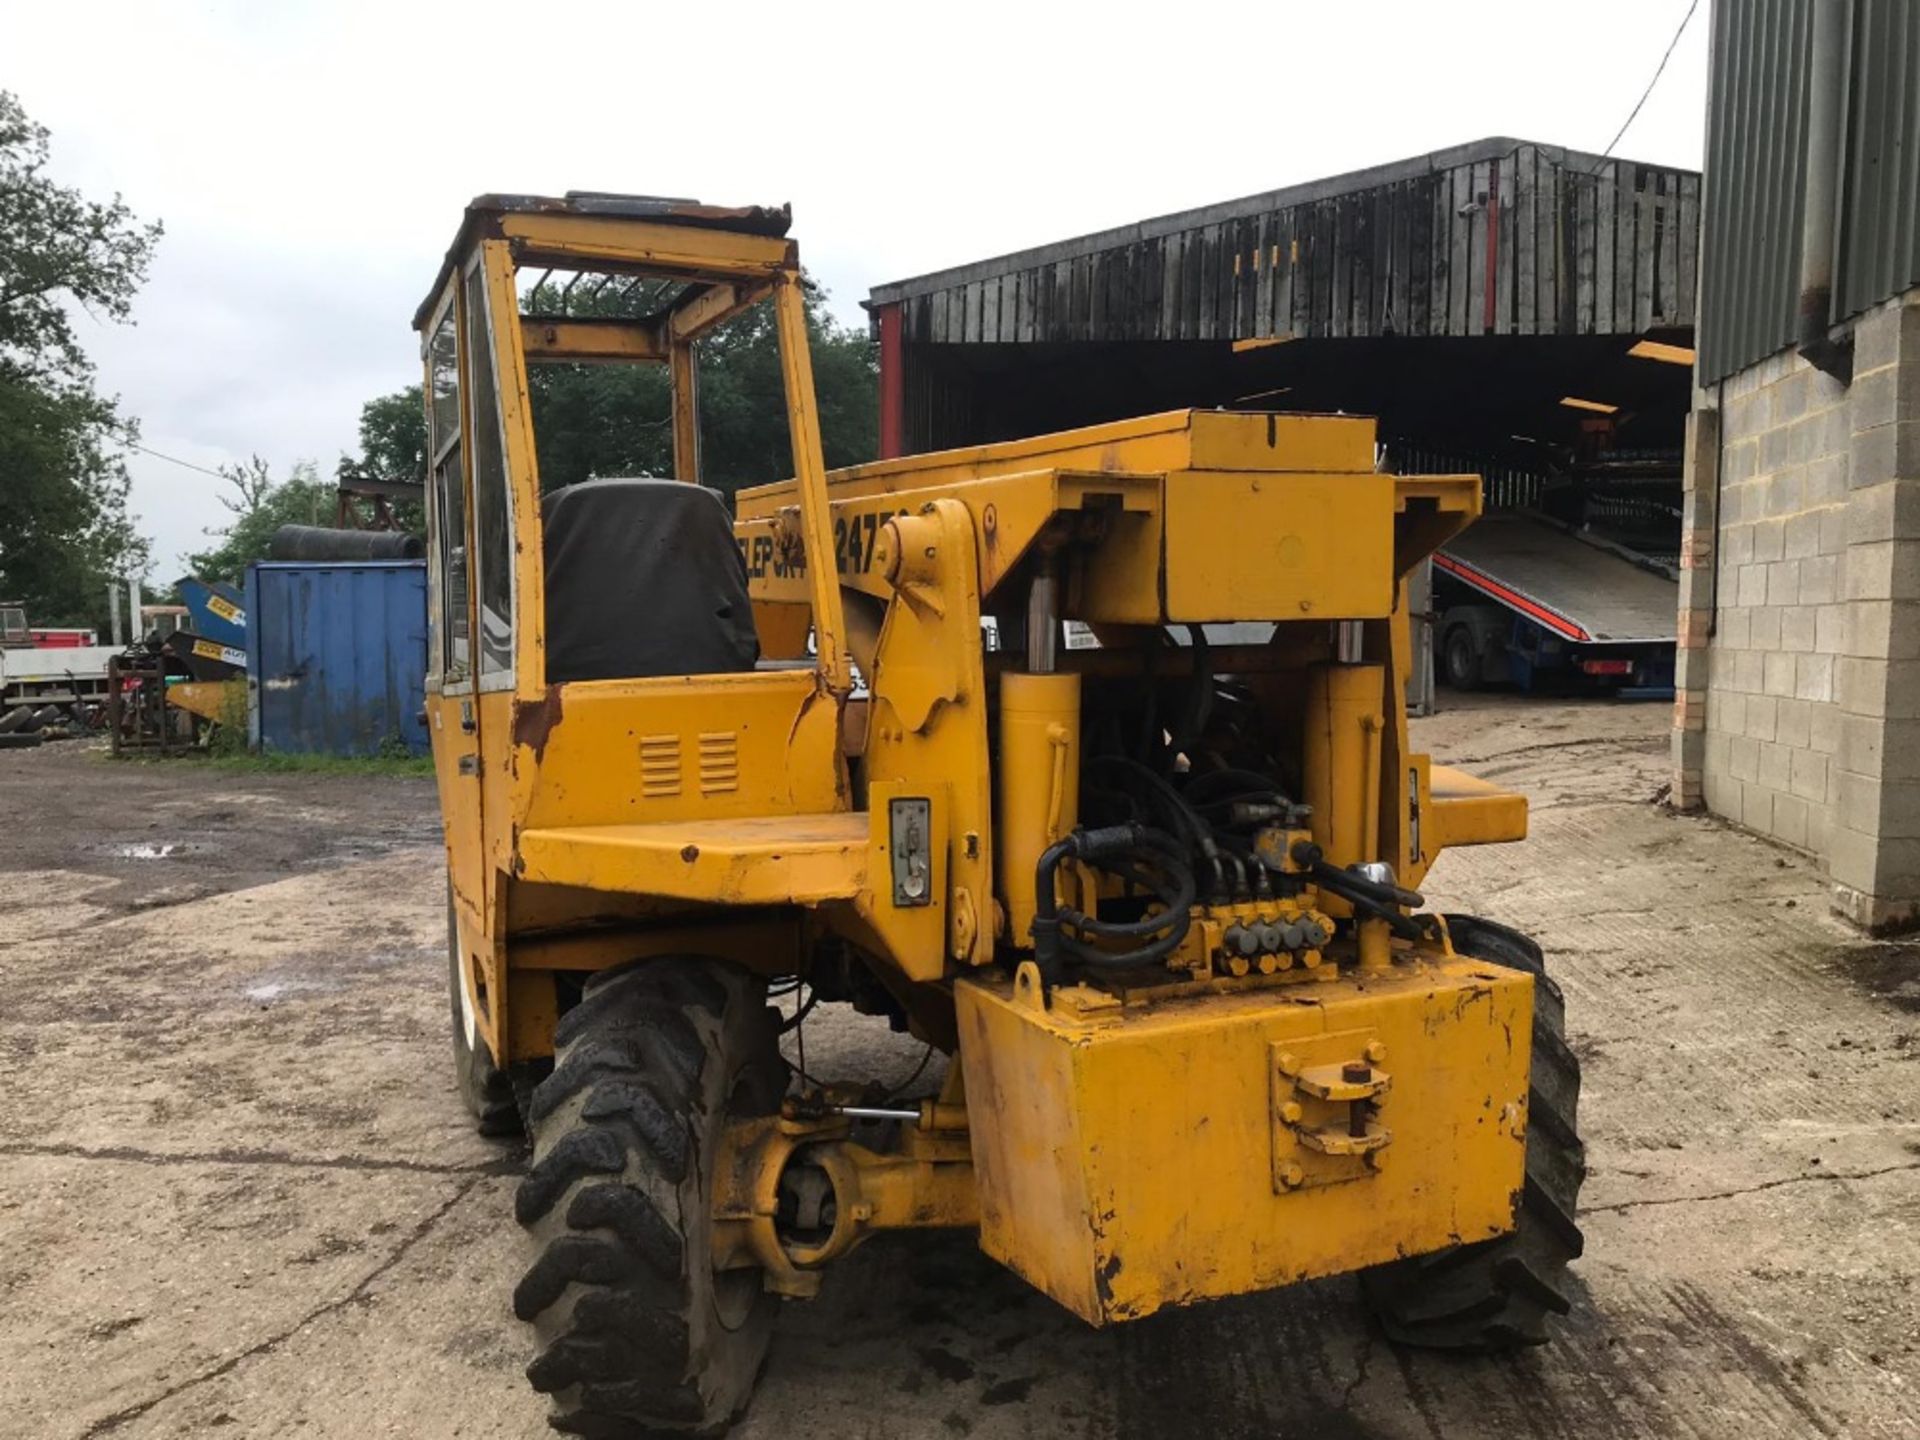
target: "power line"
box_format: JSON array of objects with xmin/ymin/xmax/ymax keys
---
[
  {"xmin": 126, "ymin": 442, "xmax": 231, "ymax": 481},
  {"xmin": 1599, "ymin": 0, "xmax": 1703, "ymax": 163}
]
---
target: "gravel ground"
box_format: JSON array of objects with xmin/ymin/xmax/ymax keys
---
[{"xmin": 0, "ymin": 700, "xmax": 1914, "ymax": 1440}]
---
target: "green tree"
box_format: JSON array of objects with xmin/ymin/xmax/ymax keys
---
[
  {"xmin": 336, "ymin": 385, "xmax": 427, "ymax": 530},
  {"xmin": 0, "ymin": 90, "xmax": 161, "ymax": 627},
  {"xmin": 684, "ymin": 282, "xmax": 880, "ymax": 490},
  {"xmin": 186, "ymin": 456, "xmax": 333, "ymax": 585},
  {"xmin": 346, "ymin": 385, "xmax": 428, "ymax": 484}
]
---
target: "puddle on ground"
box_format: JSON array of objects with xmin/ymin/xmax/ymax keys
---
[
  {"xmin": 242, "ymin": 978, "xmax": 339, "ymax": 1003},
  {"xmin": 1837, "ymin": 944, "xmax": 1920, "ymax": 1013}
]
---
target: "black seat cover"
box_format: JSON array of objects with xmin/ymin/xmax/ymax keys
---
[{"xmin": 541, "ymin": 479, "xmax": 759, "ymax": 682}]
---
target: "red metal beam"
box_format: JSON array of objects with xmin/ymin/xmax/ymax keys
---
[
  {"xmin": 1432, "ymin": 552, "xmax": 1591, "ymax": 642},
  {"xmin": 877, "ymin": 302, "xmax": 904, "ymax": 458}
]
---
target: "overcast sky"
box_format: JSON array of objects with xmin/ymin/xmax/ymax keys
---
[{"xmin": 11, "ymin": 0, "xmax": 1711, "ymax": 581}]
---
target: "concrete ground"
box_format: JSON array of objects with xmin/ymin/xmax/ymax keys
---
[{"xmin": 0, "ymin": 697, "xmax": 1915, "ymax": 1440}]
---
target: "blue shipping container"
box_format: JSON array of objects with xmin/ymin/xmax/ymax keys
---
[{"xmin": 245, "ymin": 560, "xmax": 430, "ymax": 757}]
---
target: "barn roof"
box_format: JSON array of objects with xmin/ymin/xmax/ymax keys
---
[{"xmin": 869, "ymin": 137, "xmax": 1701, "ymax": 346}]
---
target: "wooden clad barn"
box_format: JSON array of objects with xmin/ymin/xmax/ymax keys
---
[{"xmin": 867, "ymin": 137, "xmax": 1701, "ymax": 494}]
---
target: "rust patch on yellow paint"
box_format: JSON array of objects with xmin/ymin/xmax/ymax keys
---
[{"xmin": 513, "ymin": 684, "xmax": 565, "ymax": 756}]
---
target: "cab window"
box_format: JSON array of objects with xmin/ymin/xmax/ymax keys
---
[
  {"xmin": 427, "ymin": 300, "xmax": 470, "ymax": 687},
  {"xmin": 465, "ymin": 262, "xmax": 515, "ymax": 683}
]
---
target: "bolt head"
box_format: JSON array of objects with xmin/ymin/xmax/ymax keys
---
[
  {"xmin": 1281, "ymin": 1163, "xmax": 1306, "ymax": 1189},
  {"xmin": 1277, "ymin": 1051, "xmax": 1300, "ymax": 1076},
  {"xmin": 1342, "ymin": 1061, "xmax": 1372, "ymax": 1084},
  {"xmin": 1280, "ymin": 1101, "xmax": 1303, "ymax": 1124},
  {"xmin": 1365, "ymin": 1040, "xmax": 1387, "ymax": 1064}
]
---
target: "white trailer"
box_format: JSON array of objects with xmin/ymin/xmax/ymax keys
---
[{"xmin": 0, "ymin": 644, "xmax": 116, "ymax": 710}]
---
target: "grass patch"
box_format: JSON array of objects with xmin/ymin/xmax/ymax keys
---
[
  {"xmin": 101, "ymin": 747, "xmax": 433, "ymax": 777},
  {"xmin": 205, "ymin": 750, "xmax": 436, "ymax": 777}
]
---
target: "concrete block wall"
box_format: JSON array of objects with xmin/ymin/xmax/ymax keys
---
[{"xmin": 1675, "ymin": 293, "xmax": 1920, "ymax": 930}]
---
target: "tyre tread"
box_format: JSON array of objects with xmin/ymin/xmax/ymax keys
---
[
  {"xmin": 515, "ymin": 957, "xmax": 777, "ymax": 1435},
  {"xmin": 1362, "ymin": 913, "xmax": 1586, "ymax": 1352}
]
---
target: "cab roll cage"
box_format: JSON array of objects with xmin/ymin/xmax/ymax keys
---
[{"xmin": 412, "ymin": 192, "xmax": 853, "ymax": 697}]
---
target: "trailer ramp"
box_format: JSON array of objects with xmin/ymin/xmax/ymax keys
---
[{"xmin": 1436, "ymin": 513, "xmax": 1677, "ymax": 645}]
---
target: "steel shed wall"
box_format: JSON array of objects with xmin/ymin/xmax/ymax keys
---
[
  {"xmin": 1700, "ymin": 0, "xmax": 1920, "ymax": 383},
  {"xmin": 1704, "ymin": 0, "xmax": 1804, "ymax": 385},
  {"xmin": 244, "ymin": 560, "xmax": 430, "ymax": 757},
  {"xmin": 1835, "ymin": 0, "xmax": 1920, "ymax": 320},
  {"xmin": 1700, "ymin": 0, "xmax": 1811, "ymax": 385}
]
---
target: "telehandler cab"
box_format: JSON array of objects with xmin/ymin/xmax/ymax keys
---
[{"xmin": 418, "ymin": 193, "xmax": 1585, "ymax": 1436}]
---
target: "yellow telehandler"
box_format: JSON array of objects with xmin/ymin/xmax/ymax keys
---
[{"xmin": 418, "ymin": 193, "xmax": 1583, "ymax": 1435}]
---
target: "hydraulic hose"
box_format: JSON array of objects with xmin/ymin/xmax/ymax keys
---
[
  {"xmin": 1291, "ymin": 851, "xmax": 1428, "ymax": 941},
  {"xmin": 1309, "ymin": 860, "xmax": 1425, "ymax": 911},
  {"xmin": 1085, "ymin": 754, "xmax": 1213, "ymax": 855},
  {"xmin": 1084, "ymin": 753, "xmax": 1226, "ymax": 903},
  {"xmin": 1032, "ymin": 824, "xmax": 1195, "ymax": 983},
  {"xmin": 1168, "ymin": 625, "xmax": 1212, "ymax": 759}
]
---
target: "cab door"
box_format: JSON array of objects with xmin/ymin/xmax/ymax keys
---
[{"xmin": 423, "ymin": 285, "xmax": 486, "ymax": 932}]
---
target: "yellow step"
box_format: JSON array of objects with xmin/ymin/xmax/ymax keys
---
[{"xmin": 515, "ymin": 812, "xmax": 868, "ymax": 905}]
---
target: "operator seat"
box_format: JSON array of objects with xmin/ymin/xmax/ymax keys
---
[{"xmin": 541, "ymin": 478, "xmax": 760, "ymax": 683}]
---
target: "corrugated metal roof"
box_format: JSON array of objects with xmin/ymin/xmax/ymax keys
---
[{"xmin": 871, "ymin": 137, "xmax": 1700, "ymax": 346}]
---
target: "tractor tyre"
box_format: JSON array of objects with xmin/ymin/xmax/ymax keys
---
[
  {"xmin": 1361, "ymin": 914, "xmax": 1586, "ymax": 1351},
  {"xmin": 447, "ymin": 896, "xmax": 520, "ymax": 1138},
  {"xmin": 1442, "ymin": 624, "xmax": 1484, "ymax": 691},
  {"xmin": 514, "ymin": 957, "xmax": 786, "ymax": 1437}
]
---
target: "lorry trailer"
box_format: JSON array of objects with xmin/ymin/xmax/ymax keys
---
[{"xmin": 1432, "ymin": 512, "xmax": 1678, "ymax": 697}]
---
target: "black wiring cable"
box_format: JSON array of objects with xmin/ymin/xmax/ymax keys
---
[
  {"xmin": 777, "ymin": 987, "xmax": 822, "ymax": 1090},
  {"xmin": 1168, "ymin": 625, "xmax": 1213, "ymax": 759},
  {"xmin": 794, "ymin": 1000, "xmax": 808, "ymax": 1089},
  {"xmin": 879, "ymin": 1042, "xmax": 936, "ymax": 1102},
  {"xmin": 1084, "ymin": 753, "xmax": 1229, "ymax": 905},
  {"xmin": 779, "ymin": 985, "xmax": 821, "ymax": 1034},
  {"xmin": 1084, "ymin": 754, "xmax": 1211, "ymax": 851},
  {"xmin": 126, "ymin": 442, "xmax": 231, "ymax": 480},
  {"xmin": 1597, "ymin": 0, "xmax": 1702, "ymax": 163},
  {"xmin": 1133, "ymin": 677, "xmax": 1160, "ymax": 763}
]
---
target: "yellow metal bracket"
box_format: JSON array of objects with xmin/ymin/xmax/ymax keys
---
[
  {"xmin": 857, "ymin": 499, "xmax": 994, "ymax": 975},
  {"xmin": 1271, "ymin": 1035, "xmax": 1392, "ymax": 1191},
  {"xmin": 1426, "ymin": 763, "xmax": 1529, "ymax": 854}
]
